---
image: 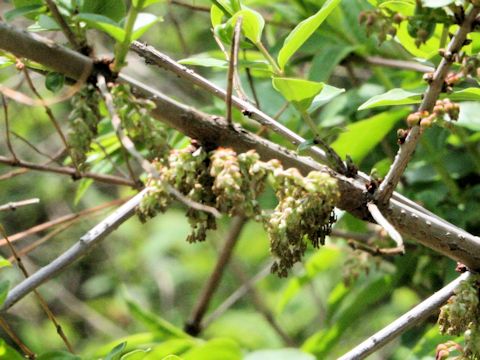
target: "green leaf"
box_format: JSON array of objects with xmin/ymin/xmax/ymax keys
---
[
  {"xmin": 449, "ymin": 88, "xmax": 480, "ymax": 102},
  {"xmin": 210, "ymin": 4, "xmax": 225, "ymax": 27},
  {"xmin": 77, "ymin": 13, "xmax": 125, "ymax": 42},
  {"xmin": 331, "ymin": 108, "xmax": 409, "ymax": 164},
  {"xmin": 81, "ymin": 0, "xmax": 126, "ymax": 21},
  {"xmin": 4, "ymin": 4, "xmax": 45, "ymax": 21},
  {"xmin": 182, "ymin": 338, "xmax": 242, "ymax": 360},
  {"xmin": 105, "ymin": 342, "xmax": 127, "ymax": 360},
  {"xmin": 422, "ymin": 0, "xmax": 455, "ymax": 7},
  {"xmin": 0, "ymin": 256, "xmax": 11, "ymax": 269},
  {"xmin": 45, "ymin": 72, "xmax": 65, "ymax": 93},
  {"xmin": 308, "ymin": 84, "xmax": 345, "ymax": 112},
  {"xmin": 358, "ymin": 88, "xmax": 422, "ymax": 110},
  {"xmin": 272, "ymin": 77, "xmax": 324, "ymax": 111},
  {"xmin": 457, "ymin": 102, "xmax": 480, "ymax": 131},
  {"xmin": 0, "ymin": 280, "xmax": 9, "ymax": 306},
  {"xmin": 35, "ymin": 14, "xmax": 61, "ymax": 31},
  {"xmin": 131, "ymin": 13, "xmax": 163, "ymax": 40},
  {"xmin": 121, "ymin": 349, "xmax": 150, "ymax": 360},
  {"xmin": 245, "ymin": 349, "xmax": 315, "ymax": 360},
  {"xmin": 297, "ymin": 139, "xmax": 317, "ymax": 152},
  {"xmin": 0, "ymin": 339, "xmax": 24, "ymax": 360},
  {"xmin": 144, "ymin": 339, "xmax": 196, "ymax": 359},
  {"xmin": 229, "ymin": 8, "xmax": 265, "ymax": 44},
  {"xmin": 396, "ymin": 20, "xmax": 441, "ymax": 59},
  {"xmin": 277, "ymin": 0, "xmax": 342, "ymax": 70},
  {"xmin": 124, "ymin": 292, "xmax": 189, "ymax": 339},
  {"xmin": 36, "ymin": 351, "xmax": 82, "ymax": 360},
  {"xmin": 0, "ymin": 57, "xmax": 14, "ymax": 69}
]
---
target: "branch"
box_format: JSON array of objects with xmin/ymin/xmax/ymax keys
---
[
  {"xmin": 0, "ymin": 189, "xmax": 148, "ymax": 311},
  {"xmin": 365, "ymin": 56, "xmax": 434, "ymax": 73},
  {"xmin": 185, "ymin": 216, "xmax": 246, "ymax": 336},
  {"xmin": 0, "ymin": 155, "xmax": 136, "ymax": 187},
  {"xmin": 375, "ymin": 7, "xmax": 480, "ymax": 204},
  {"xmin": 45, "ymin": 0, "xmax": 82, "ymax": 51},
  {"xmin": 0, "ymin": 197, "xmax": 128, "ymax": 246},
  {"xmin": 1, "ymin": 24, "xmax": 480, "ymax": 273},
  {"xmin": 0, "ymin": 198, "xmax": 39, "ymax": 212},
  {"xmin": 338, "ymin": 271, "xmax": 472, "ymax": 360}
]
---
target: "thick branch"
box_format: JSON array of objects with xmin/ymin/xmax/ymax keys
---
[{"xmin": 375, "ymin": 7, "xmax": 480, "ymax": 204}]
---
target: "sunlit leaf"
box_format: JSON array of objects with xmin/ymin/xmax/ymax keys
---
[
  {"xmin": 449, "ymin": 88, "xmax": 480, "ymax": 102},
  {"xmin": 0, "ymin": 339, "xmax": 25, "ymax": 360},
  {"xmin": 245, "ymin": 349, "xmax": 315, "ymax": 360},
  {"xmin": 144, "ymin": 339, "xmax": 196, "ymax": 359},
  {"xmin": 77, "ymin": 13, "xmax": 125, "ymax": 41},
  {"xmin": 228, "ymin": 8, "xmax": 265, "ymax": 44},
  {"xmin": 121, "ymin": 349, "xmax": 150, "ymax": 360},
  {"xmin": 105, "ymin": 342, "xmax": 127, "ymax": 360},
  {"xmin": 358, "ymin": 88, "xmax": 422, "ymax": 110},
  {"xmin": 131, "ymin": 13, "xmax": 163, "ymax": 40},
  {"xmin": 422, "ymin": 0, "xmax": 455, "ymax": 7},
  {"xmin": 36, "ymin": 351, "xmax": 82, "ymax": 360},
  {"xmin": 331, "ymin": 108, "xmax": 409, "ymax": 163},
  {"xmin": 272, "ymin": 77, "xmax": 324, "ymax": 111},
  {"xmin": 308, "ymin": 84, "xmax": 345, "ymax": 112},
  {"xmin": 277, "ymin": 0, "xmax": 342, "ymax": 70},
  {"xmin": 182, "ymin": 338, "xmax": 242, "ymax": 360}
]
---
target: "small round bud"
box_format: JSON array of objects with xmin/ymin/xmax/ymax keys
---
[{"xmin": 406, "ymin": 112, "xmax": 421, "ymax": 127}]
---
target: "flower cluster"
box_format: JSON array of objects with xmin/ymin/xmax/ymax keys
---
[
  {"xmin": 68, "ymin": 84, "xmax": 101, "ymax": 169},
  {"xmin": 138, "ymin": 145, "xmax": 340, "ymax": 276},
  {"xmin": 111, "ymin": 84, "xmax": 169, "ymax": 161},
  {"xmin": 268, "ymin": 169, "xmax": 339, "ymax": 277},
  {"xmin": 406, "ymin": 99, "xmax": 460, "ymax": 130},
  {"xmin": 438, "ymin": 275, "xmax": 480, "ymax": 358},
  {"xmin": 358, "ymin": 10, "xmax": 401, "ymax": 43}
]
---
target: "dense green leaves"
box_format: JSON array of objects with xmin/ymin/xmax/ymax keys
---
[
  {"xmin": 81, "ymin": 0, "xmax": 126, "ymax": 21},
  {"xmin": 277, "ymin": 0, "xmax": 342, "ymax": 70}
]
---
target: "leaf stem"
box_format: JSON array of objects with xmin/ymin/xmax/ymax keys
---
[
  {"xmin": 255, "ymin": 41, "xmax": 282, "ymax": 75},
  {"xmin": 112, "ymin": 0, "xmax": 145, "ymax": 72}
]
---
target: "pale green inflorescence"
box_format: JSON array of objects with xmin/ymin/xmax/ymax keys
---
[
  {"xmin": 438, "ymin": 275, "xmax": 480, "ymax": 358},
  {"xmin": 68, "ymin": 84, "xmax": 102, "ymax": 169},
  {"xmin": 138, "ymin": 145, "xmax": 340, "ymax": 277}
]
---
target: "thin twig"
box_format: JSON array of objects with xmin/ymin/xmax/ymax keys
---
[
  {"xmin": 367, "ymin": 202, "xmax": 404, "ymax": 252},
  {"xmin": 226, "ymin": 16, "xmax": 242, "ymax": 125},
  {"xmin": 0, "ymin": 155, "xmax": 136, "ymax": 187},
  {"xmin": 10, "ymin": 222, "xmax": 76, "ymax": 262},
  {"xmin": 338, "ymin": 271, "xmax": 472, "ymax": 360},
  {"xmin": 185, "ymin": 216, "xmax": 247, "ymax": 336},
  {"xmin": 2, "ymin": 94, "xmax": 18, "ymax": 162},
  {"xmin": 0, "ymin": 197, "xmax": 128, "ymax": 246},
  {"xmin": 21, "ymin": 65, "xmax": 78, "ymax": 171},
  {"xmin": 231, "ymin": 261, "xmax": 295, "ymax": 346},
  {"xmin": 375, "ymin": 7, "xmax": 480, "ymax": 205},
  {"xmin": 203, "ymin": 262, "xmax": 271, "ymax": 328},
  {"xmin": 45, "ymin": 0, "xmax": 82, "ymax": 51},
  {"xmin": 1, "ymin": 189, "xmax": 149, "ymax": 311},
  {"xmin": 0, "ymin": 226, "xmax": 75, "ymax": 353},
  {"xmin": 0, "ymin": 316, "xmax": 35, "ymax": 359},
  {"xmin": 11, "ymin": 131, "xmax": 58, "ymax": 162},
  {"xmin": 365, "ymin": 56, "xmax": 434, "ymax": 73},
  {"xmin": 0, "ymin": 198, "xmax": 39, "ymax": 212}
]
